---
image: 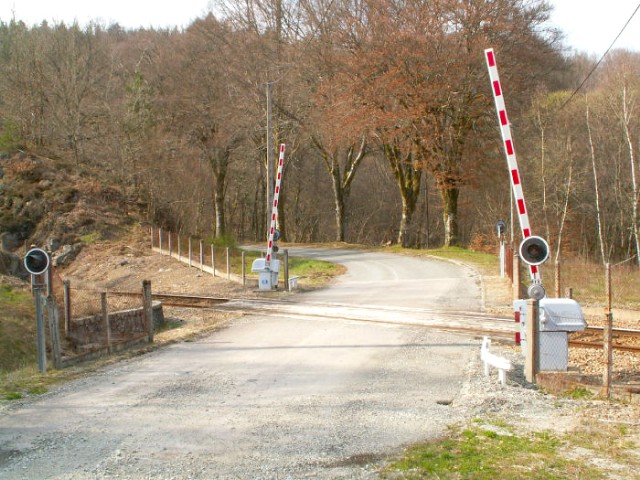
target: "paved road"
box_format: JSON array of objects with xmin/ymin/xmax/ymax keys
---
[
  {"xmin": 0, "ymin": 249, "xmax": 483, "ymax": 479},
  {"xmin": 285, "ymin": 247, "xmax": 482, "ymax": 310}
]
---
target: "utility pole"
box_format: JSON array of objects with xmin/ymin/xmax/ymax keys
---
[{"xmin": 266, "ymin": 81, "xmax": 274, "ymax": 238}]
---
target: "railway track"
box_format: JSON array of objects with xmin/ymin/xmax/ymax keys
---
[{"xmin": 145, "ymin": 293, "xmax": 640, "ymax": 353}]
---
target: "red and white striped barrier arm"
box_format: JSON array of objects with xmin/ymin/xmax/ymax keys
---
[
  {"xmin": 265, "ymin": 144, "xmax": 285, "ymax": 265},
  {"xmin": 484, "ymin": 48, "xmax": 540, "ymax": 283}
]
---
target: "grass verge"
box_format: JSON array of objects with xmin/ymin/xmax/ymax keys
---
[
  {"xmin": 238, "ymin": 249, "xmax": 345, "ymax": 289},
  {"xmin": 380, "ymin": 419, "xmax": 639, "ymax": 479},
  {"xmin": 385, "ymin": 245, "xmax": 499, "ymax": 277}
]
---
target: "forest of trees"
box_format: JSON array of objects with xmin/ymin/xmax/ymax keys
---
[{"xmin": 0, "ymin": 0, "xmax": 638, "ymax": 265}]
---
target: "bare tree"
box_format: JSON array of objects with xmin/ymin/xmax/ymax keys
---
[{"xmin": 585, "ymin": 97, "xmax": 608, "ymax": 265}]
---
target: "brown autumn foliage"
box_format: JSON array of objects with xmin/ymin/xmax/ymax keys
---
[{"xmin": 0, "ymin": 2, "xmax": 639, "ymax": 264}]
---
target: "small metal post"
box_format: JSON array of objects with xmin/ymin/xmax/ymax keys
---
[
  {"xmin": 46, "ymin": 263, "xmax": 53, "ymax": 298},
  {"xmin": 200, "ymin": 240, "xmax": 204, "ymax": 272},
  {"xmin": 35, "ymin": 285, "xmax": 47, "ymax": 372},
  {"xmin": 63, "ymin": 280, "xmax": 71, "ymax": 336},
  {"xmin": 226, "ymin": 248, "xmax": 231, "ymax": 280},
  {"xmin": 47, "ymin": 294, "xmax": 62, "ymax": 369},
  {"xmin": 525, "ymin": 299, "xmax": 539, "ymax": 383},
  {"xmin": 499, "ymin": 239, "xmax": 505, "ymax": 278},
  {"xmin": 168, "ymin": 232, "xmax": 173, "ymax": 257},
  {"xmin": 284, "ymin": 249, "xmax": 290, "ymax": 291},
  {"xmin": 188, "ymin": 238, "xmax": 193, "ymax": 267},
  {"xmin": 143, "ymin": 280, "xmax": 153, "ymax": 343},
  {"xmin": 101, "ymin": 292, "xmax": 112, "ymax": 353},
  {"xmin": 150, "ymin": 226, "xmax": 154, "ymax": 249},
  {"xmin": 241, "ymin": 251, "xmax": 246, "ymax": 286}
]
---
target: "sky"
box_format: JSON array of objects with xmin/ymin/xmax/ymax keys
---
[{"xmin": 0, "ymin": 0, "xmax": 638, "ymax": 57}]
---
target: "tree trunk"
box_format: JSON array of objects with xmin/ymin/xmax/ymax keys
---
[
  {"xmin": 209, "ymin": 149, "xmax": 230, "ymax": 240},
  {"xmin": 332, "ymin": 173, "xmax": 347, "ymax": 242},
  {"xmin": 621, "ymin": 85, "xmax": 640, "ymax": 266},
  {"xmin": 397, "ymin": 197, "xmax": 414, "ymax": 248},
  {"xmin": 585, "ymin": 101, "xmax": 607, "ymax": 265},
  {"xmin": 383, "ymin": 142, "xmax": 422, "ymax": 248},
  {"xmin": 441, "ymin": 187, "xmax": 459, "ymax": 247},
  {"xmin": 555, "ymin": 138, "xmax": 574, "ymax": 263},
  {"xmin": 214, "ymin": 183, "xmax": 226, "ymax": 238},
  {"xmin": 314, "ymin": 136, "xmax": 367, "ymax": 243}
]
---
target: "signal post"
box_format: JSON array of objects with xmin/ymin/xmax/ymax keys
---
[{"xmin": 24, "ymin": 248, "xmax": 51, "ymax": 372}]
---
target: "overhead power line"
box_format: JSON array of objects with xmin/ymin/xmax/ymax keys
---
[{"xmin": 559, "ymin": 1, "xmax": 640, "ymax": 111}]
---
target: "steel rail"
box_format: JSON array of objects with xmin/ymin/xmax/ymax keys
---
[
  {"xmin": 569, "ymin": 339, "xmax": 640, "ymax": 354},
  {"xmin": 584, "ymin": 326, "xmax": 640, "ymax": 339},
  {"xmin": 112, "ymin": 292, "xmax": 640, "ymax": 350},
  {"xmin": 149, "ymin": 293, "xmax": 514, "ymax": 321}
]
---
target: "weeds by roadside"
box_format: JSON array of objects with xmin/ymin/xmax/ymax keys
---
[{"xmin": 380, "ymin": 417, "xmax": 639, "ymax": 479}]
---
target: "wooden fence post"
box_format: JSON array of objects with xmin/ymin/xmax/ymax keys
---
[
  {"xmin": 143, "ymin": 280, "xmax": 153, "ymax": 343},
  {"xmin": 241, "ymin": 251, "xmax": 246, "ymax": 286},
  {"xmin": 211, "ymin": 244, "xmax": 216, "ymax": 276},
  {"xmin": 554, "ymin": 260, "xmax": 561, "ymax": 298},
  {"xmin": 505, "ymin": 245, "xmax": 514, "ymax": 281},
  {"xmin": 200, "ymin": 240, "xmax": 204, "ymax": 272},
  {"xmin": 47, "ymin": 295, "xmax": 62, "ymax": 369},
  {"xmin": 150, "ymin": 226, "xmax": 154, "ymax": 249},
  {"xmin": 513, "ymin": 253, "xmax": 521, "ymax": 300},
  {"xmin": 168, "ymin": 231, "xmax": 172, "ymax": 257},
  {"xmin": 178, "ymin": 234, "xmax": 182, "ymax": 261},
  {"xmin": 63, "ymin": 280, "xmax": 71, "ymax": 336},
  {"xmin": 525, "ymin": 299, "xmax": 539, "ymax": 384},
  {"xmin": 603, "ymin": 263, "xmax": 613, "ymax": 399},
  {"xmin": 101, "ymin": 292, "xmax": 112, "ymax": 353},
  {"xmin": 159, "ymin": 227, "xmax": 163, "ymax": 255},
  {"xmin": 188, "ymin": 237, "xmax": 193, "ymax": 267}
]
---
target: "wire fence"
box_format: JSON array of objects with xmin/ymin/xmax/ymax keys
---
[
  {"xmin": 151, "ymin": 226, "xmax": 294, "ymax": 289},
  {"xmin": 42, "ymin": 270, "xmax": 156, "ymax": 364}
]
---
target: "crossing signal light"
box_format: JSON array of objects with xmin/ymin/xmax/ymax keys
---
[
  {"xmin": 24, "ymin": 248, "xmax": 50, "ymax": 275},
  {"xmin": 519, "ymin": 236, "xmax": 549, "ymax": 266}
]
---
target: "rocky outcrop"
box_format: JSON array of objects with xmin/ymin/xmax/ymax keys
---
[{"xmin": 0, "ymin": 249, "xmax": 27, "ymax": 278}]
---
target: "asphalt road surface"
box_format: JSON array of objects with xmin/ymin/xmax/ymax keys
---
[{"xmin": 0, "ymin": 249, "xmax": 483, "ymax": 479}]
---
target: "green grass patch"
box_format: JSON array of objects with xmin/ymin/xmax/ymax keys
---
[
  {"xmin": 230, "ymin": 249, "xmax": 343, "ymax": 289},
  {"xmin": 385, "ymin": 245, "xmax": 500, "ymax": 276},
  {"xmin": 0, "ymin": 283, "xmax": 37, "ymax": 374},
  {"xmin": 3, "ymin": 392, "xmax": 23, "ymax": 400},
  {"xmin": 211, "ymin": 234, "xmax": 238, "ymax": 249},
  {"xmin": 381, "ymin": 423, "xmax": 605, "ymax": 479},
  {"xmin": 562, "ymin": 386, "xmax": 595, "ymax": 400},
  {"xmin": 80, "ymin": 232, "xmax": 102, "ymax": 244},
  {"xmin": 0, "ymin": 283, "xmax": 33, "ymax": 305},
  {"xmin": 288, "ymin": 257, "xmax": 345, "ymax": 286},
  {"xmin": 27, "ymin": 385, "xmax": 48, "ymax": 395}
]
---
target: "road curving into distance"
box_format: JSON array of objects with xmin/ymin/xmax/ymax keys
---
[{"xmin": 0, "ymin": 248, "xmax": 486, "ymax": 479}]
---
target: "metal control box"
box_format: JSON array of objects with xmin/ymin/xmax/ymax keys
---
[
  {"xmin": 251, "ymin": 258, "xmax": 280, "ymax": 290},
  {"xmin": 514, "ymin": 298, "xmax": 587, "ymax": 371}
]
